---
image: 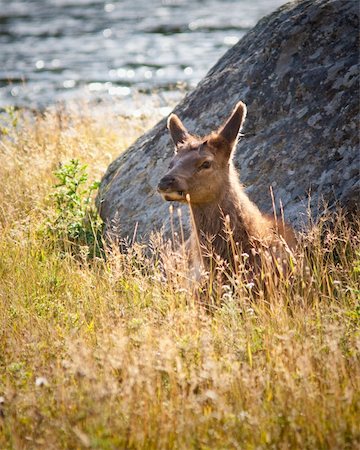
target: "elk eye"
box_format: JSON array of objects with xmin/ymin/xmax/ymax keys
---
[{"xmin": 199, "ymin": 160, "xmax": 211, "ymax": 170}]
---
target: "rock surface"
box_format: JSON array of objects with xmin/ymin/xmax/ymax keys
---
[{"xmin": 98, "ymin": 0, "xmax": 359, "ymax": 240}]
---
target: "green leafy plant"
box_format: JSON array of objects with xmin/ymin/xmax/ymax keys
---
[
  {"xmin": 49, "ymin": 159, "xmax": 103, "ymax": 258},
  {"xmin": 0, "ymin": 106, "xmax": 19, "ymax": 136}
]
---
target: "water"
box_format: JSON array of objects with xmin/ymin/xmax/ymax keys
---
[{"xmin": 0, "ymin": 0, "xmax": 287, "ymax": 111}]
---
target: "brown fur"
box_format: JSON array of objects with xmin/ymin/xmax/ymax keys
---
[{"xmin": 158, "ymin": 102, "xmax": 296, "ymax": 272}]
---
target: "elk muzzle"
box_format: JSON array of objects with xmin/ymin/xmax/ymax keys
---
[{"xmin": 157, "ymin": 174, "xmax": 186, "ymax": 202}]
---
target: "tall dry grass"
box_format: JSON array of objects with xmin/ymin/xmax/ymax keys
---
[{"xmin": 0, "ymin": 106, "xmax": 359, "ymax": 449}]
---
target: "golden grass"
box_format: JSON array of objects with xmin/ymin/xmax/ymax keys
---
[{"xmin": 0, "ymin": 106, "xmax": 359, "ymax": 449}]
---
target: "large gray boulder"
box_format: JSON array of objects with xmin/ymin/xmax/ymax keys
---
[{"xmin": 98, "ymin": 0, "xmax": 359, "ymax": 240}]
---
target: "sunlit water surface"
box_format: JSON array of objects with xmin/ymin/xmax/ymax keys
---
[{"xmin": 0, "ymin": 0, "xmax": 287, "ymax": 112}]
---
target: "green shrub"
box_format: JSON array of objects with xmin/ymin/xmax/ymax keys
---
[
  {"xmin": 0, "ymin": 106, "xmax": 19, "ymax": 136},
  {"xmin": 48, "ymin": 158, "xmax": 104, "ymax": 258}
]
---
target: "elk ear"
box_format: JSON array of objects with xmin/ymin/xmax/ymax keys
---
[
  {"xmin": 167, "ymin": 114, "xmax": 189, "ymax": 146},
  {"xmin": 218, "ymin": 101, "xmax": 247, "ymax": 147}
]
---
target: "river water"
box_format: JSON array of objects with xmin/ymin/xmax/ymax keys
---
[{"xmin": 0, "ymin": 0, "xmax": 287, "ymax": 111}]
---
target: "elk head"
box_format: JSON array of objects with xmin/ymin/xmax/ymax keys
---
[{"xmin": 158, "ymin": 101, "xmax": 247, "ymax": 205}]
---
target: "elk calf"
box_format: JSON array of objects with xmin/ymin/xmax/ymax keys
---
[{"xmin": 158, "ymin": 102, "xmax": 296, "ymax": 272}]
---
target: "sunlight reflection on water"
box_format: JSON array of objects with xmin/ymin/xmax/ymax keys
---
[{"xmin": 0, "ymin": 0, "xmax": 287, "ymax": 111}]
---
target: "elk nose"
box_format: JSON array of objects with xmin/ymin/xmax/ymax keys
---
[{"xmin": 158, "ymin": 175, "xmax": 176, "ymax": 191}]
